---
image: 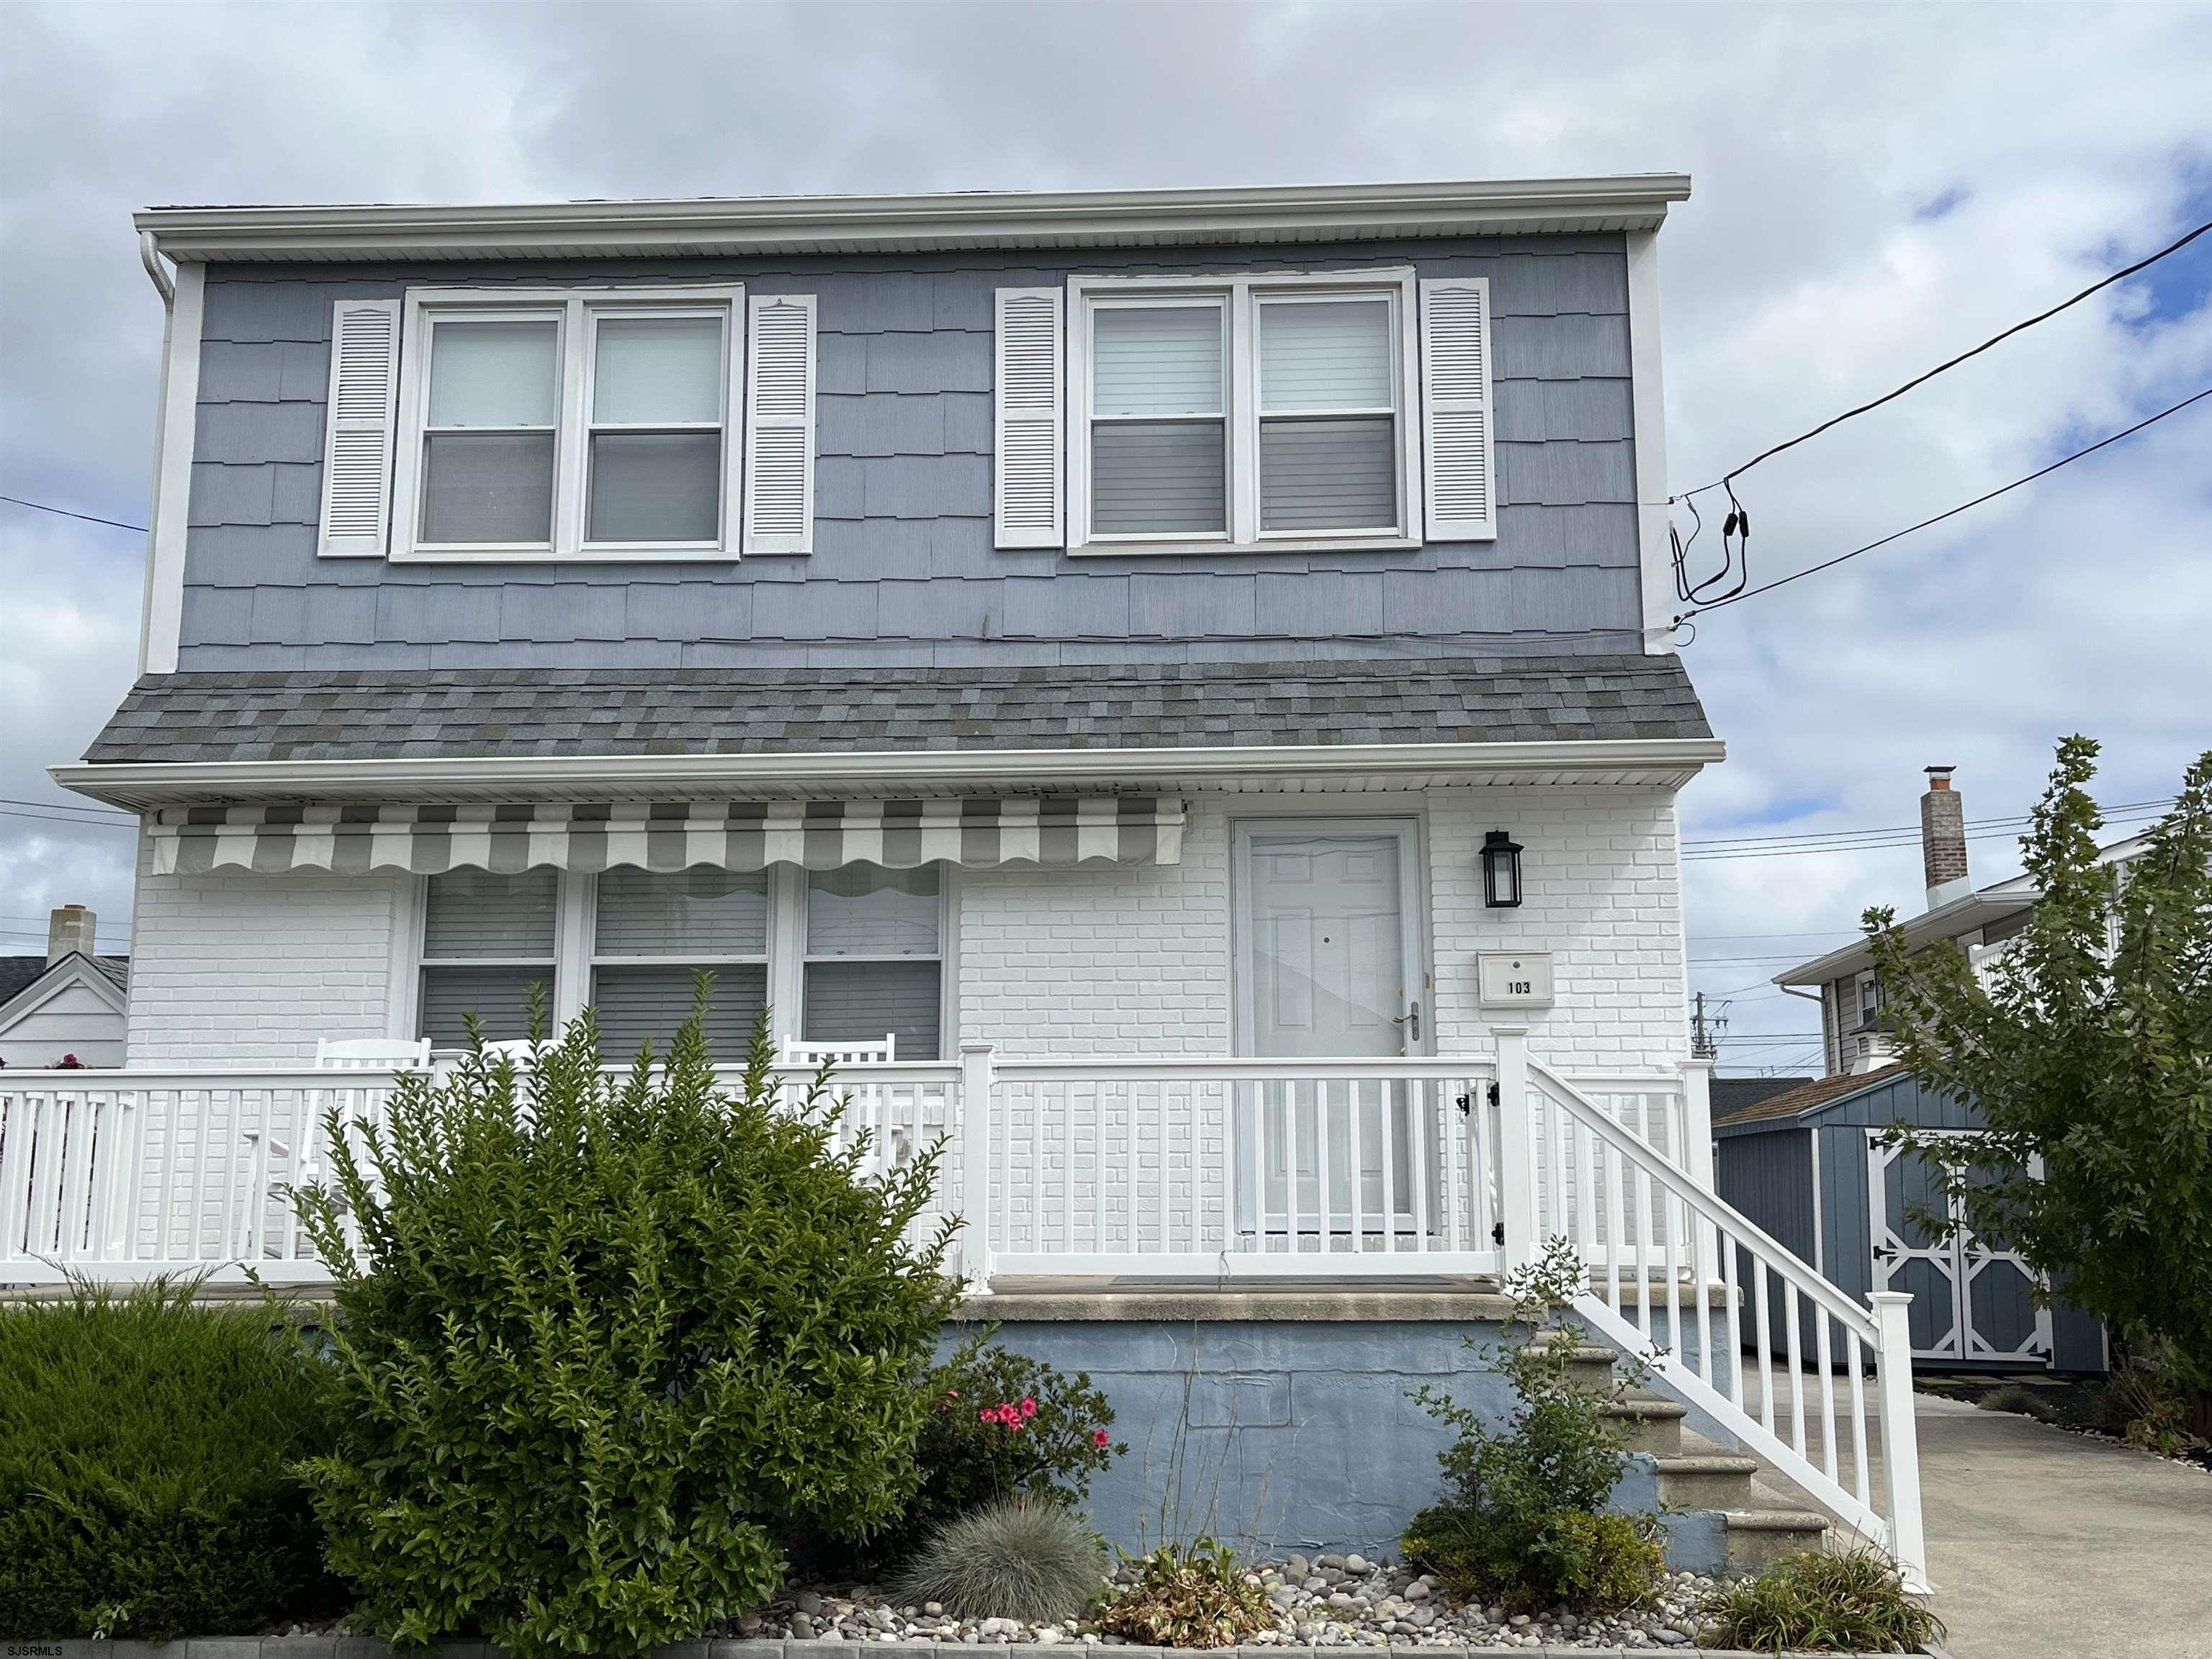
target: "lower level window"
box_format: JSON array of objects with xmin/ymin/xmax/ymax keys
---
[
  {"xmin": 803, "ymin": 866, "xmax": 943, "ymax": 1059},
  {"xmin": 592, "ymin": 868, "xmax": 769, "ymax": 1056},
  {"xmin": 418, "ymin": 868, "xmax": 557, "ymax": 1044}
]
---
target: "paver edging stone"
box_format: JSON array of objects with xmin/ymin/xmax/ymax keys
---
[{"xmin": 7, "ymin": 1640, "xmax": 1954, "ymax": 1659}]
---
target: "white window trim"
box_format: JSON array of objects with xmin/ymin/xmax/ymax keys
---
[
  {"xmin": 1066, "ymin": 268, "xmax": 1422, "ymax": 558},
  {"xmin": 390, "ymin": 284, "xmax": 747, "ymax": 564}
]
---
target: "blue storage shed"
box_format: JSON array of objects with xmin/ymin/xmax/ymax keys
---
[{"xmin": 1714, "ymin": 1065, "xmax": 2105, "ymax": 1372}]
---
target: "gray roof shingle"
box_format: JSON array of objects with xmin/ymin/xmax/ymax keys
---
[{"xmin": 81, "ymin": 655, "xmax": 1710, "ymax": 765}]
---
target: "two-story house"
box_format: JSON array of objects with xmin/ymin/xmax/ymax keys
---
[{"xmin": 6, "ymin": 176, "xmax": 1930, "ymax": 1578}]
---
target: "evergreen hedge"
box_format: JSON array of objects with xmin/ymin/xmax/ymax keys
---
[{"xmin": 0, "ymin": 1281, "xmax": 343, "ymax": 1639}]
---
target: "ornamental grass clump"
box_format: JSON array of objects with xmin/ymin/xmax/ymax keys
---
[
  {"xmin": 0, "ymin": 1280, "xmax": 343, "ymax": 1640},
  {"xmin": 1698, "ymin": 1549, "xmax": 1943, "ymax": 1653},
  {"xmin": 890, "ymin": 1498, "xmax": 1107, "ymax": 1623},
  {"xmin": 292, "ymin": 990, "xmax": 961, "ymax": 1659},
  {"xmin": 1099, "ymin": 1538, "xmax": 1276, "ymax": 1650}
]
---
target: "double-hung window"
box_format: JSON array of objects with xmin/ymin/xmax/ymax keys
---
[
  {"xmin": 591, "ymin": 869, "xmax": 771, "ymax": 1054},
  {"xmin": 418, "ymin": 869, "xmax": 559, "ymax": 1045},
  {"xmin": 801, "ymin": 866, "xmax": 945, "ymax": 1059},
  {"xmin": 390, "ymin": 287, "xmax": 745, "ymax": 560},
  {"xmin": 1066, "ymin": 269, "xmax": 1421, "ymax": 554},
  {"xmin": 413, "ymin": 863, "xmax": 946, "ymax": 1061}
]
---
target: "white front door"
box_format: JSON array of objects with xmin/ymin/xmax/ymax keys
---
[
  {"xmin": 1233, "ymin": 819, "xmax": 1426, "ymax": 1244},
  {"xmin": 1235, "ymin": 822, "xmax": 1421, "ymax": 1056}
]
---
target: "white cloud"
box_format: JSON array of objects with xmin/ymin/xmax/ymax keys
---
[{"xmin": 2, "ymin": 0, "xmax": 2207, "ymax": 1064}]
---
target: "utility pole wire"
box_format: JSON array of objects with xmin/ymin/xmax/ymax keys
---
[
  {"xmin": 0, "ymin": 493, "xmax": 148, "ymax": 533},
  {"xmin": 1673, "ymin": 216, "xmax": 2212, "ymax": 503},
  {"xmin": 1678, "ymin": 386, "xmax": 2212, "ymax": 621}
]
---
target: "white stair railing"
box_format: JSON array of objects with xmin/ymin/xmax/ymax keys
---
[{"xmin": 1501, "ymin": 1038, "xmax": 1927, "ymax": 1591}]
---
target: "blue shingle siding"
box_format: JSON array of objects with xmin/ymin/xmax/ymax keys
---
[{"xmin": 179, "ymin": 236, "xmax": 1648, "ymax": 670}]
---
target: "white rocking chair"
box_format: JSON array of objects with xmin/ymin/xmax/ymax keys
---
[
  {"xmin": 779, "ymin": 1033, "xmax": 897, "ymax": 1068},
  {"xmin": 314, "ymin": 1036, "xmax": 433, "ymax": 1070}
]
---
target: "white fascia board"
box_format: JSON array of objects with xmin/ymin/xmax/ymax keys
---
[
  {"xmin": 1771, "ymin": 891, "xmax": 2035, "ymax": 987},
  {"xmin": 138, "ymin": 261, "xmax": 204, "ymax": 675},
  {"xmin": 0, "ymin": 955, "xmax": 128, "ymax": 1035},
  {"xmin": 1625, "ymin": 230, "xmax": 1674, "ymax": 652},
  {"xmin": 53, "ymin": 736, "xmax": 1725, "ymax": 809},
  {"xmin": 134, "ymin": 174, "xmax": 1692, "ymax": 263}
]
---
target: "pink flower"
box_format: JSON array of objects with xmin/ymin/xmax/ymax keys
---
[
  {"xmin": 1020, "ymin": 1396, "xmax": 1038, "ymax": 1419},
  {"xmin": 1093, "ymin": 1429, "xmax": 1111, "ymax": 1449},
  {"xmin": 979, "ymin": 1408, "xmax": 994, "ymax": 1423}
]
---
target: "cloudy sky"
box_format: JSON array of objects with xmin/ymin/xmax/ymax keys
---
[{"xmin": 2, "ymin": 0, "xmax": 2208, "ymax": 1072}]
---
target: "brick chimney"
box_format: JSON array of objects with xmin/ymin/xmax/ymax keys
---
[
  {"xmin": 1921, "ymin": 768, "xmax": 1970, "ymax": 911},
  {"xmin": 47, "ymin": 904, "xmax": 97, "ymax": 965}
]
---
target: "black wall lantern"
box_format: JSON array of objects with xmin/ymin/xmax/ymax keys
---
[{"xmin": 1481, "ymin": 830, "xmax": 1524, "ymax": 908}]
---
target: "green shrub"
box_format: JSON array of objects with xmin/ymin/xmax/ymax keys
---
[
  {"xmin": 1098, "ymin": 1538, "xmax": 1275, "ymax": 1649},
  {"xmin": 293, "ymin": 995, "xmax": 961, "ymax": 1658},
  {"xmin": 1698, "ymin": 1549, "xmax": 1943, "ymax": 1653},
  {"xmin": 1401, "ymin": 1238, "xmax": 1661, "ymax": 1616},
  {"xmin": 0, "ymin": 1280, "xmax": 343, "ymax": 1639},
  {"xmin": 890, "ymin": 1498, "xmax": 1107, "ymax": 1623}
]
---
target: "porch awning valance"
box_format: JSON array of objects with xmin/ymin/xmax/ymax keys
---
[{"xmin": 146, "ymin": 797, "xmax": 1185, "ymax": 876}]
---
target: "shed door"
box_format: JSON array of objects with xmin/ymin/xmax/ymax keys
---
[{"xmin": 1867, "ymin": 1131, "xmax": 2053, "ymax": 1366}]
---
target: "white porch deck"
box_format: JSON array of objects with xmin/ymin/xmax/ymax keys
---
[{"xmin": 0, "ymin": 1037, "xmax": 1925, "ymax": 1586}]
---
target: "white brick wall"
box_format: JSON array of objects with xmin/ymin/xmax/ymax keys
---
[
  {"xmin": 125, "ymin": 839, "xmax": 405, "ymax": 1065},
  {"xmin": 956, "ymin": 786, "xmax": 1685, "ymax": 1071},
  {"xmin": 1427, "ymin": 787, "xmax": 1688, "ymax": 1071},
  {"xmin": 120, "ymin": 785, "xmax": 1686, "ymax": 1075}
]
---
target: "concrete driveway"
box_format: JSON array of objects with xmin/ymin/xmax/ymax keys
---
[
  {"xmin": 1909, "ymin": 1390, "xmax": 2212, "ymax": 1658},
  {"xmin": 1735, "ymin": 1367, "xmax": 2212, "ymax": 1655}
]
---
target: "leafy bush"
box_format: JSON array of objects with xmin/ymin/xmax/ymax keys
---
[
  {"xmin": 1097, "ymin": 1538, "xmax": 1275, "ymax": 1649},
  {"xmin": 293, "ymin": 997, "xmax": 962, "ymax": 1659},
  {"xmin": 2095, "ymin": 1358, "xmax": 2211, "ymax": 1455},
  {"xmin": 890, "ymin": 1498, "xmax": 1107, "ymax": 1622},
  {"xmin": 1699, "ymin": 1549, "xmax": 1943, "ymax": 1653},
  {"xmin": 876, "ymin": 1334, "xmax": 1122, "ymax": 1559},
  {"xmin": 1401, "ymin": 1239, "xmax": 1661, "ymax": 1616},
  {"xmin": 0, "ymin": 1280, "xmax": 343, "ymax": 1640}
]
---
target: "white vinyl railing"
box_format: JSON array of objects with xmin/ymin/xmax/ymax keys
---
[
  {"xmin": 1509, "ymin": 1042, "xmax": 1927, "ymax": 1591},
  {"xmin": 0, "ymin": 1062, "xmax": 958, "ymax": 1285},
  {"xmin": 980, "ymin": 1054, "xmax": 1501, "ymax": 1278}
]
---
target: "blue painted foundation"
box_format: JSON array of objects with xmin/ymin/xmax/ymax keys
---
[{"xmin": 957, "ymin": 1310, "xmax": 1731, "ymax": 1573}]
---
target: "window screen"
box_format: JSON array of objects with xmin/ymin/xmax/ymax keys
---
[
  {"xmin": 802, "ymin": 865, "xmax": 942, "ymax": 1059},
  {"xmin": 1089, "ymin": 304, "xmax": 1226, "ymax": 535},
  {"xmin": 587, "ymin": 315, "xmax": 724, "ymax": 544},
  {"xmin": 591, "ymin": 868, "xmax": 768, "ymax": 1056},
  {"xmin": 1257, "ymin": 297, "xmax": 1396, "ymax": 532},
  {"xmin": 421, "ymin": 318, "xmax": 559, "ymax": 544},
  {"xmin": 419, "ymin": 868, "xmax": 557, "ymax": 1045}
]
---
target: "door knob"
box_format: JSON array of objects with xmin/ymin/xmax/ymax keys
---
[{"xmin": 1392, "ymin": 1000, "xmax": 1421, "ymax": 1042}]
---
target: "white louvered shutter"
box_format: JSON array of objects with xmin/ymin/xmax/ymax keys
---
[
  {"xmin": 1418, "ymin": 277, "xmax": 1497, "ymax": 541},
  {"xmin": 994, "ymin": 287, "xmax": 1064, "ymax": 548},
  {"xmin": 317, "ymin": 299, "xmax": 402, "ymax": 557},
  {"xmin": 743, "ymin": 294, "xmax": 816, "ymax": 554}
]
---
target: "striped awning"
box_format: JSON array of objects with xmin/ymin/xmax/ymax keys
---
[{"xmin": 145, "ymin": 797, "xmax": 1185, "ymax": 876}]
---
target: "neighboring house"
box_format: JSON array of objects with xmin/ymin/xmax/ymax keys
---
[
  {"xmin": 0, "ymin": 906, "xmax": 129, "ymax": 1070},
  {"xmin": 1724, "ymin": 767, "xmax": 2134, "ymax": 1372},
  {"xmin": 1779, "ymin": 765, "xmax": 2151, "ymax": 1077},
  {"xmin": 0, "ymin": 176, "xmax": 1934, "ymax": 1578}
]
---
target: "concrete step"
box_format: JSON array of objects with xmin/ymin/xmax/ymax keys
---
[
  {"xmin": 1529, "ymin": 1336, "xmax": 1622, "ymax": 1390},
  {"xmin": 1601, "ymin": 1395, "xmax": 1689, "ymax": 1456},
  {"xmin": 1652, "ymin": 1451, "xmax": 1762, "ymax": 1509},
  {"xmin": 1721, "ymin": 1506, "xmax": 1833, "ymax": 1572}
]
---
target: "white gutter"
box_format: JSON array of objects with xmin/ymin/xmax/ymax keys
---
[
  {"xmin": 132, "ymin": 234, "xmax": 174, "ymax": 675},
  {"xmin": 1772, "ymin": 891, "xmax": 2032, "ymax": 987},
  {"xmin": 132, "ymin": 174, "xmax": 1691, "ymax": 264},
  {"xmin": 53, "ymin": 736, "xmax": 1725, "ymax": 809}
]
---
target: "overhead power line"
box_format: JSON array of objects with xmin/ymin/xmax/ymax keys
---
[
  {"xmin": 1673, "ymin": 216, "xmax": 2212, "ymax": 504},
  {"xmin": 0, "ymin": 807, "xmax": 140, "ymax": 830},
  {"xmin": 0, "ymin": 796, "xmax": 133, "ymax": 819},
  {"xmin": 0, "ymin": 493, "xmax": 148, "ymax": 534},
  {"xmin": 1678, "ymin": 387, "xmax": 2212, "ymax": 622}
]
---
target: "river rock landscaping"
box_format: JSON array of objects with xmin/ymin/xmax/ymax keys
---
[{"xmin": 697, "ymin": 1554, "xmax": 1724, "ymax": 1649}]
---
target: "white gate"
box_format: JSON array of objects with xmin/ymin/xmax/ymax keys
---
[{"xmin": 1866, "ymin": 1130, "xmax": 2052, "ymax": 1365}]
